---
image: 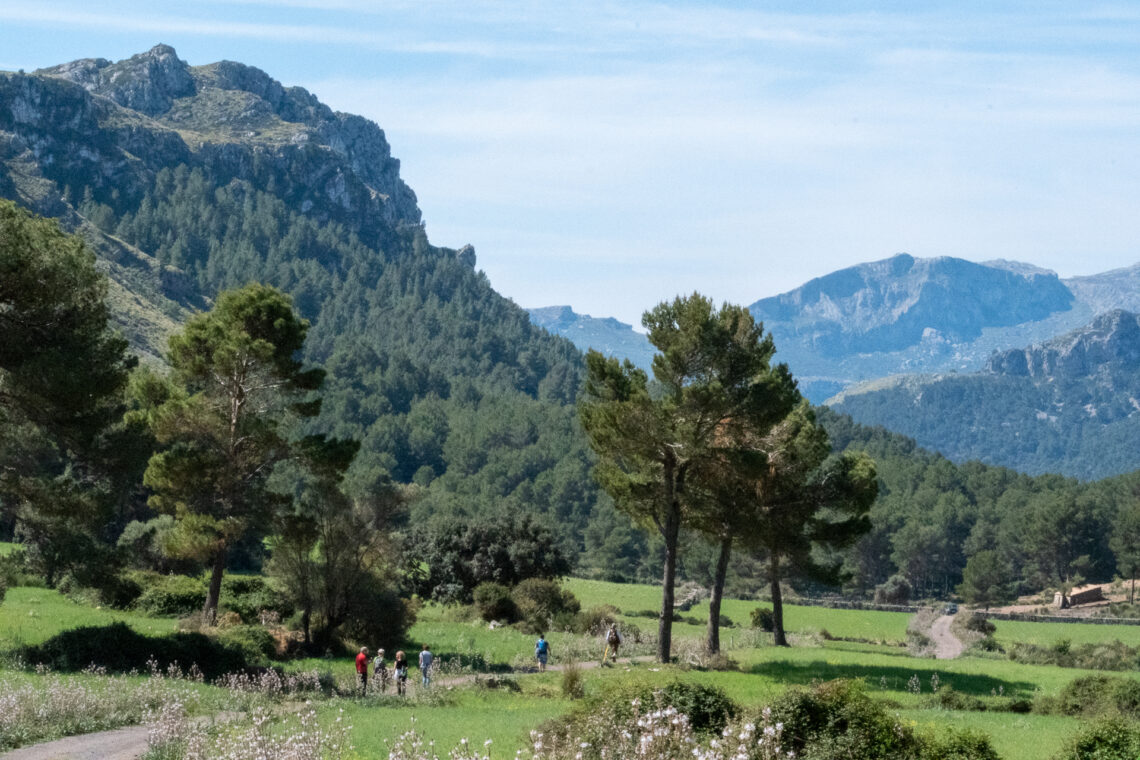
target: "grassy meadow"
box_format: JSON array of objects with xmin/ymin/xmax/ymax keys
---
[{"xmin": 5, "ymin": 574, "xmax": 1140, "ymax": 758}]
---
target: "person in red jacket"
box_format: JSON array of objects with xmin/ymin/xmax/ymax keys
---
[{"xmin": 355, "ymin": 646, "xmax": 369, "ymax": 696}]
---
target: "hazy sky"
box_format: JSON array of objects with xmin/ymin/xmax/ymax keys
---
[{"xmin": 3, "ymin": 1, "xmax": 1139, "ymax": 325}]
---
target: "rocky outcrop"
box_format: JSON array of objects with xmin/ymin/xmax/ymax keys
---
[
  {"xmin": 988, "ymin": 310, "xmax": 1140, "ymax": 379},
  {"xmin": 750, "ymin": 253, "xmax": 1075, "ymax": 357},
  {"xmin": 37, "ymin": 44, "xmax": 196, "ymax": 116}
]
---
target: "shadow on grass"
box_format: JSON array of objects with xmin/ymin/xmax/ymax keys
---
[{"xmin": 748, "ymin": 659, "xmax": 1037, "ymax": 699}]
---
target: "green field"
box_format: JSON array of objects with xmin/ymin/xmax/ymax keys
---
[
  {"xmin": 8, "ymin": 575, "xmax": 1140, "ymax": 759},
  {"xmin": 992, "ymin": 617, "xmax": 1140, "ymax": 647},
  {"xmin": 0, "ymin": 541, "xmax": 18, "ymax": 557},
  {"xmin": 566, "ymin": 578, "xmax": 912, "ymax": 644},
  {"xmin": 0, "ymin": 587, "xmax": 177, "ymax": 649}
]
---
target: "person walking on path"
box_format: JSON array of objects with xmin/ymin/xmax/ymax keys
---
[
  {"xmin": 418, "ymin": 644, "xmax": 434, "ymax": 687},
  {"xmin": 535, "ymin": 634, "xmax": 550, "ymax": 671},
  {"xmin": 394, "ymin": 650, "xmax": 409, "ymax": 695},
  {"xmin": 603, "ymin": 624, "xmax": 622, "ymax": 663},
  {"xmin": 355, "ymin": 646, "xmax": 369, "ymax": 695},
  {"xmin": 373, "ymin": 648, "xmax": 389, "ymax": 693}
]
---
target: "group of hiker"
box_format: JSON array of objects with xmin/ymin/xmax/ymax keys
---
[
  {"xmin": 354, "ymin": 644, "xmax": 432, "ymax": 695},
  {"xmin": 354, "ymin": 624, "xmax": 623, "ymax": 695}
]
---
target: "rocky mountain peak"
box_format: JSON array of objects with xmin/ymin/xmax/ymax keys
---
[
  {"xmin": 988, "ymin": 309, "xmax": 1140, "ymax": 378},
  {"xmin": 750, "ymin": 254, "xmax": 1074, "ymax": 357},
  {"xmin": 38, "ymin": 44, "xmax": 195, "ymax": 116}
]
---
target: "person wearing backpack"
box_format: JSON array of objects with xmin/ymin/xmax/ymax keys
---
[
  {"xmin": 535, "ymin": 634, "xmax": 550, "ymax": 671},
  {"xmin": 603, "ymin": 624, "xmax": 622, "ymax": 663}
]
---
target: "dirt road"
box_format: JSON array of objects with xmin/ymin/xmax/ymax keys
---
[
  {"xmin": 929, "ymin": 614, "xmax": 965, "ymax": 659},
  {"xmin": 2, "ymin": 655, "xmax": 655, "ymax": 760}
]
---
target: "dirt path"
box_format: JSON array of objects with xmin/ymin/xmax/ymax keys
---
[
  {"xmin": 3, "ymin": 656, "xmax": 657, "ymax": 759},
  {"xmin": 929, "ymin": 614, "xmax": 964, "ymax": 659},
  {"xmin": 1, "ymin": 724, "xmax": 152, "ymax": 760}
]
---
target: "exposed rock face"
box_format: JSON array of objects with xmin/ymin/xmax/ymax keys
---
[
  {"xmin": 751, "ymin": 253, "xmax": 1075, "ymax": 357},
  {"xmin": 25, "ymin": 45, "xmax": 421, "ymax": 230},
  {"xmin": 1, "ymin": 45, "xmax": 428, "ymax": 357},
  {"xmin": 38, "ymin": 44, "xmax": 196, "ymax": 116},
  {"xmin": 988, "ymin": 310, "xmax": 1140, "ymax": 379},
  {"xmin": 527, "ymin": 305, "xmax": 655, "ymax": 371}
]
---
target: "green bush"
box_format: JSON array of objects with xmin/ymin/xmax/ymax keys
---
[
  {"xmin": 924, "ymin": 687, "xmax": 987, "ymax": 712},
  {"xmin": 21, "ymin": 622, "xmax": 251, "ymax": 678},
  {"xmin": 220, "ymin": 575, "xmax": 291, "ymax": 623},
  {"xmin": 767, "ymin": 679, "xmax": 999, "ymax": 760},
  {"xmin": 1053, "ymin": 675, "xmax": 1140, "ymax": 719},
  {"xmin": 874, "ymin": 574, "xmax": 912, "ymax": 605},
  {"xmin": 134, "ymin": 574, "xmax": 206, "ymax": 616},
  {"xmin": 922, "ymin": 730, "xmax": 1001, "ymax": 760},
  {"xmin": 473, "ymin": 582, "xmax": 518, "ymax": 622},
  {"xmin": 573, "ymin": 604, "xmax": 620, "ymax": 635},
  {"xmin": 595, "ymin": 681, "xmax": 739, "ymax": 735},
  {"xmin": 339, "ymin": 586, "xmax": 417, "ymax": 650},
  {"xmin": 1056, "ymin": 718, "xmax": 1140, "ymax": 760},
  {"xmin": 751, "ymin": 606, "xmax": 775, "ymax": 632},
  {"xmin": 963, "ymin": 614, "xmax": 996, "ymax": 635},
  {"xmin": 216, "ymin": 624, "xmax": 276, "ymax": 664},
  {"xmin": 512, "ymin": 578, "xmax": 580, "ymax": 633},
  {"xmin": 561, "ymin": 660, "xmax": 584, "ymax": 699}
]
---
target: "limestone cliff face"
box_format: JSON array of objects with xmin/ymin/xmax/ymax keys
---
[
  {"xmin": 750, "ymin": 253, "xmax": 1075, "ymax": 357},
  {"xmin": 24, "ymin": 44, "xmax": 421, "ymax": 231},
  {"xmin": 0, "ymin": 44, "xmax": 425, "ymax": 358},
  {"xmin": 988, "ymin": 310, "xmax": 1140, "ymax": 380}
]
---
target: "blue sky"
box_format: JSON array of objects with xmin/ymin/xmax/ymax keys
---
[{"xmin": 3, "ymin": 1, "xmax": 1139, "ymax": 326}]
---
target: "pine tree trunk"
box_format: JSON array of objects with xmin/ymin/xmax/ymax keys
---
[
  {"xmin": 1132, "ymin": 575, "xmax": 1136, "ymax": 606},
  {"xmin": 769, "ymin": 553, "xmax": 788, "ymax": 647},
  {"xmin": 658, "ymin": 459, "xmax": 680, "ymax": 664},
  {"xmin": 706, "ymin": 532, "xmax": 733, "ymax": 654},
  {"xmin": 203, "ymin": 544, "xmax": 227, "ymax": 625}
]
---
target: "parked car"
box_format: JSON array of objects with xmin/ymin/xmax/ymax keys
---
[{"xmin": 944, "ymin": 603, "xmax": 959, "ymax": 614}]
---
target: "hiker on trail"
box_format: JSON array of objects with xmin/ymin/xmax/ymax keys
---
[
  {"xmin": 604, "ymin": 624, "xmax": 622, "ymax": 663},
  {"xmin": 535, "ymin": 634, "xmax": 550, "ymax": 671},
  {"xmin": 419, "ymin": 644, "xmax": 434, "ymax": 687},
  {"xmin": 373, "ymin": 648, "xmax": 389, "ymax": 693},
  {"xmin": 394, "ymin": 650, "xmax": 409, "ymax": 695},
  {"xmin": 355, "ymin": 646, "xmax": 369, "ymax": 695}
]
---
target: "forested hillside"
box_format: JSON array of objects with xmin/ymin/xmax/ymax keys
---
[
  {"xmin": 0, "ymin": 46, "xmax": 610, "ymax": 557},
  {"xmin": 819, "ymin": 408, "xmax": 1138, "ymax": 600},
  {"xmin": 829, "ymin": 310, "xmax": 1140, "ymax": 480}
]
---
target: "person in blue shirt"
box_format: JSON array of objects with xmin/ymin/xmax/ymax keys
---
[{"xmin": 535, "ymin": 633, "xmax": 550, "ymax": 671}]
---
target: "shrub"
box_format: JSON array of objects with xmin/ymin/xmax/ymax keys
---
[
  {"xmin": 751, "ymin": 606, "xmax": 775, "ymax": 632},
  {"xmin": 473, "ymin": 582, "xmax": 518, "ymax": 622},
  {"xmin": 134, "ymin": 574, "xmax": 206, "ymax": 616},
  {"xmin": 217, "ymin": 624, "xmax": 277, "ymax": 665},
  {"xmin": 561, "ymin": 660, "xmax": 584, "ymax": 699},
  {"xmin": 925, "ymin": 687, "xmax": 987, "ymax": 712},
  {"xmin": 1056, "ymin": 718, "xmax": 1140, "ymax": 760},
  {"xmin": 513, "ymin": 578, "xmax": 580, "ymax": 633},
  {"xmin": 922, "ymin": 729, "xmax": 1001, "ymax": 760},
  {"xmin": 765, "ymin": 679, "xmax": 997, "ymax": 759},
  {"xmin": 339, "ymin": 587, "xmax": 417, "ymax": 649},
  {"xmin": 964, "ymin": 614, "xmax": 996, "ymax": 635},
  {"xmin": 221, "ymin": 575, "xmax": 292, "ymax": 624},
  {"xmin": 572, "ymin": 604, "xmax": 620, "ymax": 635},
  {"xmin": 596, "ymin": 681, "xmax": 739, "ymax": 735},
  {"xmin": 874, "ymin": 574, "xmax": 912, "ymax": 605},
  {"xmin": 1053, "ymin": 675, "xmax": 1140, "ymax": 719},
  {"xmin": 974, "ymin": 635, "xmax": 1004, "ymax": 653}
]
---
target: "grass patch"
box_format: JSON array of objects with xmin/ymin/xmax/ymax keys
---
[
  {"xmin": 993, "ymin": 618, "xmax": 1140, "ymax": 648},
  {"xmin": 324, "ymin": 685, "xmax": 570, "ymax": 756},
  {"xmin": 0, "ymin": 542, "xmax": 18, "ymax": 557},
  {"xmin": 0, "ymin": 587, "xmax": 177, "ymax": 650},
  {"xmin": 900, "ymin": 709, "xmax": 1083, "ymax": 760},
  {"xmin": 564, "ymin": 578, "xmax": 912, "ymax": 644}
]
